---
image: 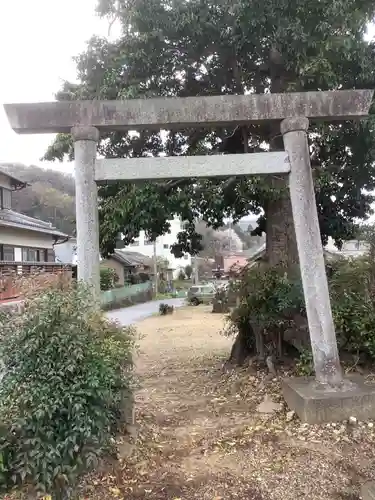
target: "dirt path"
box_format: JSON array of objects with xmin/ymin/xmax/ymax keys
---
[{"xmin": 81, "ymin": 306, "xmax": 375, "ymax": 499}]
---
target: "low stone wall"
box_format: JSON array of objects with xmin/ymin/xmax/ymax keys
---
[{"xmin": 0, "ymin": 269, "xmax": 72, "ymax": 302}]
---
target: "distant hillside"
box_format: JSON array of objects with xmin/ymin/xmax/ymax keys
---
[{"xmin": 1, "ymin": 163, "xmax": 76, "ymax": 235}]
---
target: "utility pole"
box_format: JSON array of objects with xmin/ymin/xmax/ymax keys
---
[
  {"xmin": 153, "ymin": 240, "xmax": 158, "ymax": 297},
  {"xmin": 193, "ymin": 256, "xmax": 199, "ymax": 284}
]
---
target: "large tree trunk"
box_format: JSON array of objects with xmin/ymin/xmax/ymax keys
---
[
  {"xmin": 227, "ymin": 51, "xmax": 305, "ymax": 367},
  {"xmin": 226, "ymin": 324, "xmax": 256, "ymax": 367},
  {"xmin": 228, "ymin": 124, "xmax": 304, "ymax": 366},
  {"xmin": 265, "ymin": 177, "xmax": 299, "ymax": 269}
]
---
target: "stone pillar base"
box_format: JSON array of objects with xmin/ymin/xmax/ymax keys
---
[
  {"xmin": 282, "ymin": 375, "xmax": 375, "ymax": 424},
  {"xmin": 362, "ymin": 481, "xmax": 375, "ymax": 500}
]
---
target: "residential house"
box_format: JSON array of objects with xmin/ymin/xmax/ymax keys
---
[
  {"xmin": 240, "ymin": 239, "xmax": 362, "ymax": 274},
  {"xmin": 55, "ymin": 240, "xmax": 157, "ymax": 285},
  {"xmin": 325, "ymin": 237, "xmax": 369, "ymax": 258},
  {"xmin": 0, "ymin": 168, "xmax": 70, "ymax": 300},
  {"xmin": 213, "ymin": 253, "xmax": 250, "ymax": 278},
  {"xmin": 0, "ymin": 169, "xmax": 68, "ymax": 265},
  {"xmin": 124, "ymin": 215, "xmax": 192, "ymax": 278},
  {"xmin": 101, "ymin": 250, "xmax": 153, "ymax": 286}
]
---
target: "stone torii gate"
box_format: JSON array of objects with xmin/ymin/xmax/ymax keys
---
[{"xmin": 4, "ymin": 89, "xmax": 375, "ymax": 423}]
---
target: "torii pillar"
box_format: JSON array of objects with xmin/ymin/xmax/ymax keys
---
[
  {"xmin": 281, "ymin": 117, "xmax": 342, "ymax": 387},
  {"xmin": 71, "ymin": 126, "xmax": 101, "ymax": 302}
]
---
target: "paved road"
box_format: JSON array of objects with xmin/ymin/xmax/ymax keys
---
[{"xmin": 106, "ymin": 298, "xmax": 186, "ymax": 326}]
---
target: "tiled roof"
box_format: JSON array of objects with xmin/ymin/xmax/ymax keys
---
[
  {"xmin": 0, "ymin": 209, "xmax": 68, "ymax": 238},
  {"xmin": 112, "ymin": 250, "xmax": 153, "ymax": 268},
  {"xmin": 243, "ymin": 243, "xmax": 266, "ymax": 260},
  {"xmin": 0, "ymin": 167, "xmax": 28, "ymax": 189}
]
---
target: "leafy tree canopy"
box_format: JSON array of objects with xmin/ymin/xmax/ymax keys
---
[{"xmin": 44, "ymin": 0, "xmax": 375, "ymax": 258}]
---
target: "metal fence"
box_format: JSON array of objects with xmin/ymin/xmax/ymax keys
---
[{"xmin": 100, "ymin": 281, "xmax": 152, "ymax": 307}]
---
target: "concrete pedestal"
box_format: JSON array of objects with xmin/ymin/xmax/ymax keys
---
[
  {"xmin": 282, "ymin": 375, "xmax": 375, "ymax": 424},
  {"xmin": 362, "ymin": 482, "xmax": 375, "ymax": 500}
]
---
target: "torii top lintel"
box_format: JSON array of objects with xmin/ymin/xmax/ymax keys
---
[{"xmin": 3, "ymin": 90, "xmax": 374, "ymax": 135}]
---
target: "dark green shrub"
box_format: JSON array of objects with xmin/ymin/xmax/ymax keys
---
[
  {"xmin": 100, "ymin": 267, "xmax": 118, "ymax": 290},
  {"xmin": 158, "ymin": 280, "xmax": 167, "ymax": 294},
  {"xmin": 212, "ymin": 288, "xmax": 230, "ymax": 313},
  {"xmin": 101, "ymin": 289, "xmax": 153, "ymax": 311},
  {"xmin": 225, "ymin": 255, "xmax": 375, "ymax": 365},
  {"xmin": 329, "ymin": 256, "xmax": 375, "ymax": 359},
  {"xmin": 295, "ymin": 349, "xmax": 314, "ymax": 376},
  {"xmin": 178, "ymin": 270, "xmax": 186, "ymax": 281},
  {"xmin": 138, "ymin": 272, "xmax": 150, "ymax": 283},
  {"xmin": 230, "ymin": 266, "xmax": 305, "ymax": 330},
  {"xmin": 184, "ymin": 265, "xmax": 193, "ymax": 279},
  {"xmin": 0, "ymin": 286, "xmax": 135, "ymax": 498},
  {"xmin": 223, "ymin": 267, "xmax": 305, "ymax": 360},
  {"xmin": 128, "ymin": 273, "xmax": 142, "ymax": 285}
]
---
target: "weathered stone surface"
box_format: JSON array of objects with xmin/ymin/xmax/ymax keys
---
[
  {"xmin": 72, "ymin": 126, "xmax": 101, "ymax": 302},
  {"xmin": 282, "ymin": 117, "xmax": 342, "ymax": 386},
  {"xmin": 4, "ymin": 89, "xmax": 373, "ymax": 134},
  {"xmin": 256, "ymin": 394, "xmax": 282, "ymax": 414},
  {"xmin": 361, "ymin": 481, "xmax": 375, "ymax": 500},
  {"xmin": 282, "ymin": 375, "xmax": 375, "ymax": 424},
  {"xmin": 71, "ymin": 124, "xmax": 100, "ymax": 142},
  {"xmin": 95, "ymin": 151, "xmax": 290, "ymax": 183}
]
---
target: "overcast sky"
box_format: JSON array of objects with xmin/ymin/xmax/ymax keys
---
[
  {"xmin": 0, "ymin": 3, "xmax": 374, "ymax": 175},
  {"xmin": 0, "ymin": 0, "xmax": 120, "ymax": 173}
]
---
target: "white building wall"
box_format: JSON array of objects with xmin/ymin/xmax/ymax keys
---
[
  {"xmin": 125, "ymin": 216, "xmax": 192, "ymax": 278},
  {"xmin": 54, "ymin": 239, "xmax": 77, "ymax": 265},
  {"xmin": 325, "ymin": 237, "xmax": 369, "ymax": 258},
  {"xmin": 0, "ymin": 227, "xmax": 54, "ymax": 249},
  {"xmin": 0, "ymin": 173, "xmax": 13, "ymax": 190}
]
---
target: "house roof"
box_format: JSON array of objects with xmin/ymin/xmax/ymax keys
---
[
  {"xmin": 243, "ymin": 243, "xmax": 266, "ymax": 259},
  {"xmin": 0, "ymin": 209, "xmax": 68, "ymax": 239},
  {"xmin": 244, "ymin": 244, "xmax": 342, "ymax": 268},
  {"xmin": 0, "ymin": 167, "xmax": 28, "ymax": 189},
  {"xmin": 112, "ymin": 250, "xmax": 153, "ymax": 268}
]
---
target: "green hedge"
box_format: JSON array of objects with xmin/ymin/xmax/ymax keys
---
[
  {"xmin": 226, "ymin": 255, "xmax": 375, "ymax": 365},
  {"xmin": 100, "ymin": 282, "xmax": 152, "ymax": 311},
  {"xmin": 0, "ymin": 285, "xmax": 135, "ymax": 498}
]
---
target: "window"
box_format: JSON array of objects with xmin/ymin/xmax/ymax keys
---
[
  {"xmin": 23, "ymin": 248, "xmax": 37, "ymax": 262},
  {"xmin": 47, "ymin": 249, "xmax": 55, "ymax": 262},
  {"xmin": 184, "ymin": 255, "xmax": 189, "ymax": 260},
  {"xmin": 0, "ymin": 187, "xmax": 11, "ymax": 209},
  {"xmin": 21, "ymin": 248, "xmax": 49, "ymax": 263},
  {"xmin": 0, "ymin": 245, "xmax": 15, "ymax": 261},
  {"xmin": 145, "ymin": 238, "xmax": 153, "ymax": 246},
  {"xmin": 163, "ymin": 244, "xmax": 169, "ymax": 249}
]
